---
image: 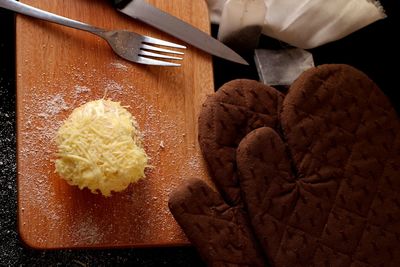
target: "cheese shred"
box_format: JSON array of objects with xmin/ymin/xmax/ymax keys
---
[{"xmin": 55, "ymin": 99, "xmax": 148, "ymax": 197}]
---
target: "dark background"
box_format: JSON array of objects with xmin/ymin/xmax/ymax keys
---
[{"xmin": 1, "ymin": 0, "xmax": 399, "ymax": 266}]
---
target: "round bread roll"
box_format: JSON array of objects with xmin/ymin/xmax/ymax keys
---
[{"xmin": 55, "ymin": 99, "xmax": 148, "ymax": 197}]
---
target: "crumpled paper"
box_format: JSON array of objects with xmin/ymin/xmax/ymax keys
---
[{"xmin": 207, "ymin": 0, "xmax": 386, "ymax": 49}]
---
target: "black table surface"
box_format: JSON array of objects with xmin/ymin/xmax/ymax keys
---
[{"xmin": 1, "ymin": 1, "xmax": 399, "ymax": 266}]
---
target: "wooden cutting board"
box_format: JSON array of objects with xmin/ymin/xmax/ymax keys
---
[{"xmin": 16, "ymin": 0, "xmax": 213, "ymax": 249}]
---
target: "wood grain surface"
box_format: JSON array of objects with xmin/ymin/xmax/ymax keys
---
[{"xmin": 16, "ymin": 0, "xmax": 213, "ymax": 249}]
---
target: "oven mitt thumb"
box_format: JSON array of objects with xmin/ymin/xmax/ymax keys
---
[{"xmin": 168, "ymin": 178, "xmax": 266, "ymax": 266}]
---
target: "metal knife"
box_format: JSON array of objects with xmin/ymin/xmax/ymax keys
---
[{"xmin": 112, "ymin": 0, "xmax": 249, "ymax": 65}]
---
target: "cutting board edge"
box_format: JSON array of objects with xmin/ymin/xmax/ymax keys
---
[{"xmin": 17, "ymin": 227, "xmax": 192, "ymax": 250}]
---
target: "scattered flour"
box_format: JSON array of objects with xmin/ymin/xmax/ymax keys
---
[
  {"xmin": 18, "ymin": 65, "xmax": 204, "ymax": 247},
  {"xmin": 104, "ymin": 79, "xmax": 124, "ymax": 96},
  {"xmin": 37, "ymin": 94, "xmax": 69, "ymax": 119},
  {"xmin": 72, "ymin": 216, "xmax": 105, "ymax": 245},
  {"xmin": 110, "ymin": 62, "xmax": 128, "ymax": 71},
  {"xmin": 73, "ymin": 85, "xmax": 91, "ymax": 96}
]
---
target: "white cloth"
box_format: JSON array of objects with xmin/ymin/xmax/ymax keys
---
[
  {"xmin": 207, "ymin": 0, "xmax": 386, "ymax": 49},
  {"xmin": 207, "ymin": 0, "xmax": 226, "ymax": 24}
]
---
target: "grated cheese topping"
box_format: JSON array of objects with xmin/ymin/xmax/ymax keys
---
[{"xmin": 55, "ymin": 99, "xmax": 148, "ymax": 197}]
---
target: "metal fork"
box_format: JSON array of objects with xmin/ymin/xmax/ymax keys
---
[{"xmin": 0, "ymin": 0, "xmax": 186, "ymax": 66}]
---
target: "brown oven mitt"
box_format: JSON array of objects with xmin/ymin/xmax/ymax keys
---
[
  {"xmin": 169, "ymin": 65, "xmax": 400, "ymax": 267},
  {"xmin": 169, "ymin": 79, "xmax": 284, "ymax": 266}
]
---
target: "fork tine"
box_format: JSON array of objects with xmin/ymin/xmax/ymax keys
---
[
  {"xmin": 142, "ymin": 35, "xmax": 186, "ymax": 49},
  {"xmin": 139, "ymin": 50, "xmax": 183, "ymax": 60},
  {"xmin": 136, "ymin": 56, "xmax": 181, "ymax": 67},
  {"xmin": 141, "ymin": 44, "xmax": 184, "ymax": 55}
]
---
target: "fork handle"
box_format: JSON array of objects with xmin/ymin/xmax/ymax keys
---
[{"xmin": 0, "ymin": 0, "xmax": 104, "ymax": 34}]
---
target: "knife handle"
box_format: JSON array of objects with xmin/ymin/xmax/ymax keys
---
[{"xmin": 111, "ymin": 0, "xmax": 131, "ymax": 9}]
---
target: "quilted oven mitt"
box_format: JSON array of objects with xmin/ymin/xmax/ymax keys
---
[{"xmin": 169, "ymin": 65, "xmax": 400, "ymax": 267}]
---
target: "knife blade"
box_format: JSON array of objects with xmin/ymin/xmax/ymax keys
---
[{"xmin": 112, "ymin": 0, "xmax": 249, "ymax": 65}]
